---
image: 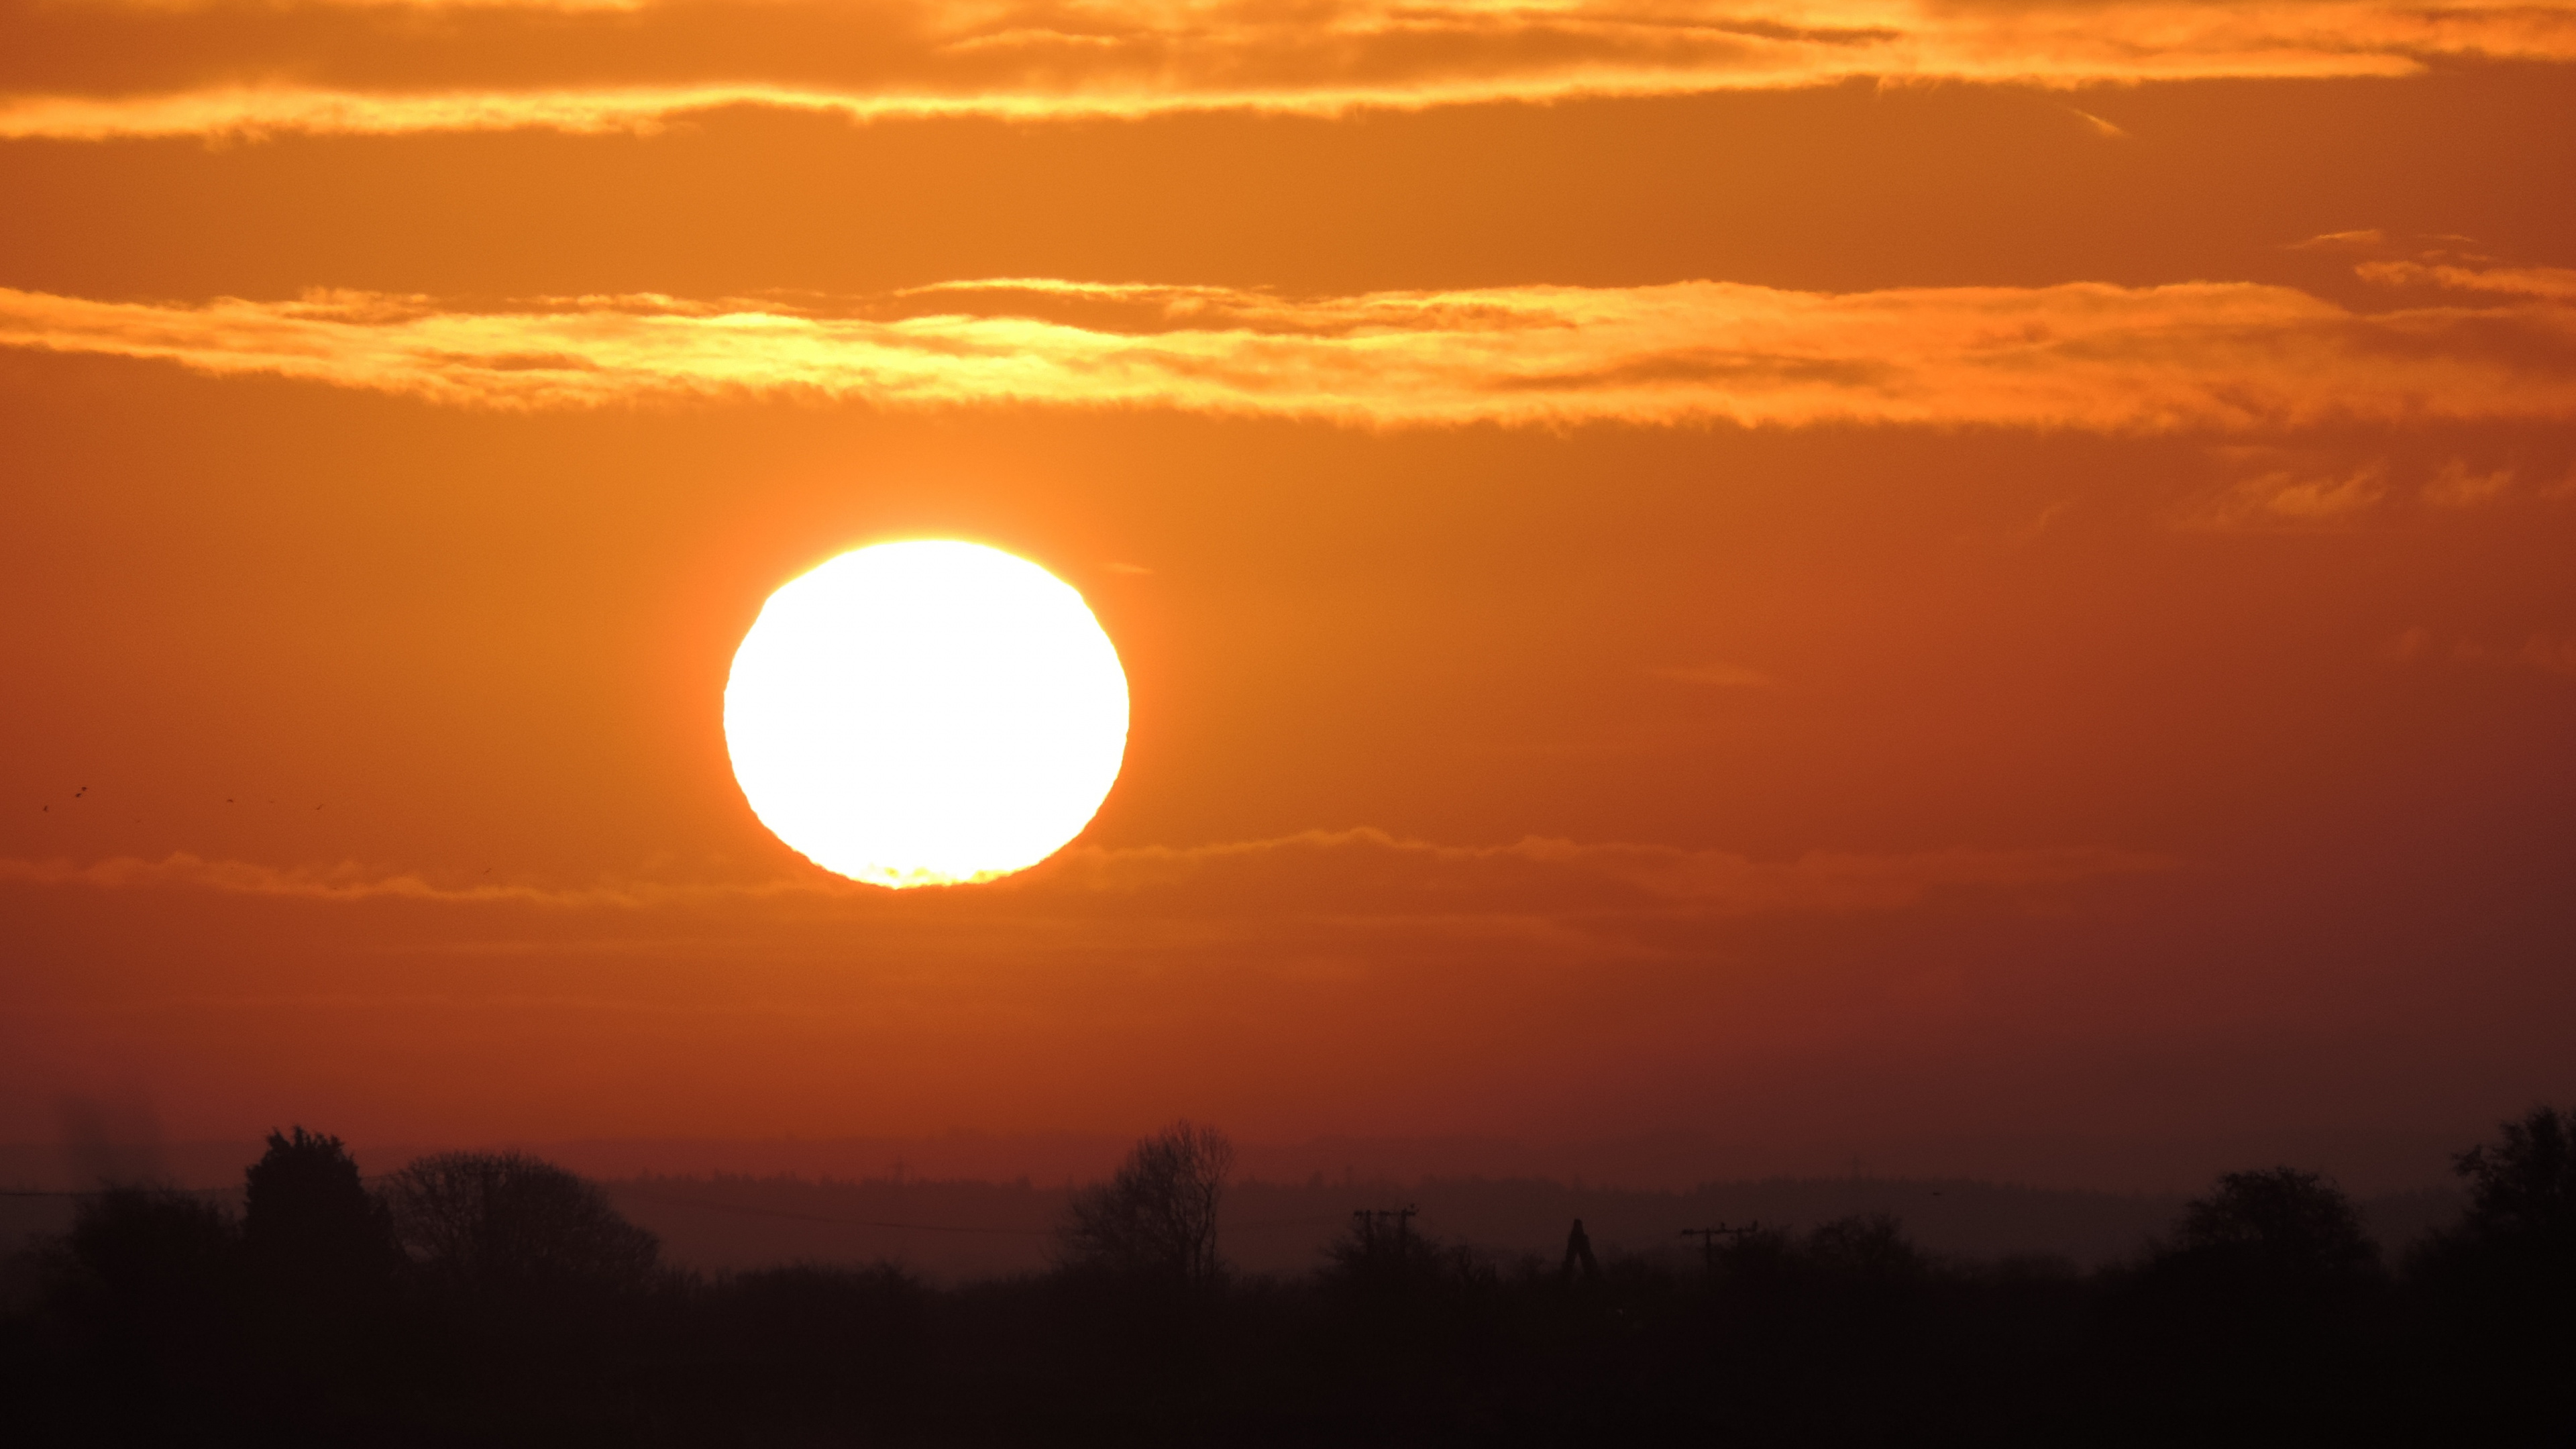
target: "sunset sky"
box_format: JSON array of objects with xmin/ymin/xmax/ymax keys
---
[{"xmin": 5, "ymin": 1, "xmax": 2573, "ymax": 1193}]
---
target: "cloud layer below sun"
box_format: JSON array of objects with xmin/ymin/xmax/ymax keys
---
[
  {"xmin": 0, "ymin": 828, "xmax": 2169, "ymax": 945},
  {"xmin": 3, "ymin": 1, "xmax": 2573, "ymax": 138},
  {"xmin": 5, "ymin": 268, "xmax": 2574, "ymax": 430}
]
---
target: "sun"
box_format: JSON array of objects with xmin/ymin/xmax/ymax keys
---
[{"xmin": 723, "ymin": 541, "xmax": 1130, "ymax": 888}]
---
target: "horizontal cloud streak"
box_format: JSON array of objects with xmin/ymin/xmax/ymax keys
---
[
  {"xmin": 5, "ymin": 273, "xmax": 2575, "ymax": 430},
  {"xmin": 3, "ymin": 2, "xmax": 2573, "ymax": 138},
  {"xmin": 1038, "ymin": 829, "xmax": 2174, "ymax": 918},
  {"xmin": 0, "ymin": 830, "xmax": 2171, "ymax": 920}
]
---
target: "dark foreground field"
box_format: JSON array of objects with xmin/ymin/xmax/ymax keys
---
[{"xmin": 4, "ymin": 1111, "xmax": 2571, "ymax": 1448}]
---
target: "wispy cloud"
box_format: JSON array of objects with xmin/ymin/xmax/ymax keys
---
[
  {"xmin": 2385, "ymin": 627, "xmax": 2576, "ymax": 677},
  {"xmin": 2354, "ymin": 262, "xmax": 2576, "ymax": 301},
  {"xmin": 2422, "ymin": 459, "xmax": 2516, "ymax": 507},
  {"xmin": 5, "ymin": 272, "xmax": 2574, "ymax": 430},
  {"xmin": 2286, "ymin": 229, "xmax": 2392, "ymax": 252},
  {"xmin": 3, "ymin": 2, "xmax": 2573, "ymax": 139},
  {"xmin": 1040, "ymin": 829, "xmax": 2174, "ymax": 917},
  {"xmin": 0, "ymin": 853, "xmax": 802, "ymax": 908},
  {"xmin": 2186, "ymin": 447, "xmax": 2555, "ymax": 531},
  {"xmin": 2065, "ymin": 107, "xmax": 2127, "ymax": 139},
  {"xmin": 0, "ymin": 830, "xmax": 2171, "ymax": 922},
  {"xmin": 2184, "ymin": 462, "xmax": 2390, "ymax": 530}
]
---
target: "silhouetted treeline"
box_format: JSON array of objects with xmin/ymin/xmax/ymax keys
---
[
  {"xmin": 583, "ymin": 1167, "xmax": 2455, "ymax": 1279},
  {"xmin": 3, "ymin": 1110, "xmax": 2573, "ymax": 1446}
]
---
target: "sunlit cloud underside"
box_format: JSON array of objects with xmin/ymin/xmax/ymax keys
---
[
  {"xmin": 4, "ymin": 268, "xmax": 2575, "ymax": 431},
  {"xmin": 3, "ymin": 1, "xmax": 2573, "ymax": 138}
]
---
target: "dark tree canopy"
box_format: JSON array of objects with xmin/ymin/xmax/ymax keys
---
[
  {"xmin": 1805, "ymin": 1212, "xmax": 1929, "ymax": 1285},
  {"xmin": 2453, "ymin": 1104, "xmax": 2576, "ymax": 1249},
  {"xmin": 243, "ymin": 1126, "xmax": 397, "ymax": 1293},
  {"xmin": 66, "ymin": 1186, "xmax": 238, "ymax": 1309},
  {"xmin": 2417, "ymin": 1104, "xmax": 2576, "ymax": 1330},
  {"xmin": 382, "ymin": 1150, "xmax": 659, "ymax": 1293},
  {"xmin": 1057, "ymin": 1120, "xmax": 1235, "ymax": 1282},
  {"xmin": 2163, "ymin": 1166, "xmax": 2379, "ymax": 1289},
  {"xmin": 17, "ymin": 1124, "xmax": 2576, "ymax": 1446}
]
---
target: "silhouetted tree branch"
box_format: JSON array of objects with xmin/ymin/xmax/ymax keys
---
[
  {"xmin": 1057, "ymin": 1120, "xmax": 1234, "ymax": 1282},
  {"xmin": 383, "ymin": 1150, "xmax": 658, "ymax": 1295}
]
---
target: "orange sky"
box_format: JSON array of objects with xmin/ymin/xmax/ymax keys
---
[{"xmin": 4, "ymin": 1, "xmax": 2573, "ymax": 1191}]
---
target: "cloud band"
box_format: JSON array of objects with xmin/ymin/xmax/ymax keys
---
[
  {"xmin": 2, "ymin": 2, "xmax": 2572, "ymax": 139},
  {"xmin": 5, "ymin": 272, "xmax": 2574, "ymax": 431}
]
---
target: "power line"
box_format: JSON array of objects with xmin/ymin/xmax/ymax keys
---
[
  {"xmin": 0, "ymin": 1185, "xmax": 237, "ymax": 1197},
  {"xmin": 1680, "ymin": 1220, "xmax": 1764, "ymax": 1274}
]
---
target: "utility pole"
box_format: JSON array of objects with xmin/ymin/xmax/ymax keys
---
[
  {"xmin": 1679, "ymin": 1220, "xmax": 1762, "ymax": 1275},
  {"xmin": 1352, "ymin": 1205, "xmax": 1419, "ymax": 1263}
]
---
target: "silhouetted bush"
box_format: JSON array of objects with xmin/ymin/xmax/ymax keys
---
[
  {"xmin": 645, "ymin": 1263, "xmax": 933, "ymax": 1439},
  {"xmin": 40, "ymin": 1187, "xmax": 250, "ymax": 1434},
  {"xmin": 62, "ymin": 1185, "xmax": 239, "ymax": 1311},
  {"xmin": 2407, "ymin": 1102, "xmax": 2576, "ymax": 1431},
  {"xmin": 244, "ymin": 1126, "xmax": 400, "ymax": 1304},
  {"xmin": 2123, "ymin": 1164, "xmax": 2384, "ymax": 1350},
  {"xmin": 2456, "ymin": 1105, "xmax": 2576, "ymax": 1239},
  {"xmin": 2094, "ymin": 1167, "xmax": 2396, "ymax": 1444},
  {"xmin": 1707, "ymin": 1220, "xmax": 1801, "ymax": 1291},
  {"xmin": 1805, "ymin": 1212, "xmax": 1931, "ymax": 1287},
  {"xmin": 2422, "ymin": 1104, "xmax": 2576, "ymax": 1309},
  {"xmin": 2161, "ymin": 1166, "xmax": 2381, "ymax": 1291}
]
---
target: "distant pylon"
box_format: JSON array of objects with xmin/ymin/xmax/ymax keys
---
[{"xmin": 1680, "ymin": 1220, "xmax": 1762, "ymax": 1275}]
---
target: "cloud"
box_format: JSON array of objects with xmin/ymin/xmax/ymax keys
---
[
  {"xmin": 2065, "ymin": 107, "xmax": 2127, "ymax": 139},
  {"xmin": 2287, "ymin": 229, "xmax": 2390, "ymax": 252},
  {"xmin": 2381, "ymin": 627, "xmax": 2576, "ymax": 676},
  {"xmin": 5, "ymin": 272, "xmax": 2575, "ymax": 431},
  {"xmin": 1058, "ymin": 829, "xmax": 2173, "ymax": 917},
  {"xmin": 4, "ymin": 2, "xmax": 2574, "ymax": 138},
  {"xmin": 0, "ymin": 830, "xmax": 2171, "ymax": 927},
  {"xmin": 2186, "ymin": 462, "xmax": 2390, "ymax": 530},
  {"xmin": 2384, "ymin": 625, "xmax": 2436, "ymax": 662},
  {"xmin": 2192, "ymin": 448, "xmax": 2557, "ymax": 529},
  {"xmin": 2422, "ymin": 459, "xmax": 2515, "ymax": 507},
  {"xmin": 2353, "ymin": 262, "xmax": 2576, "ymax": 301},
  {"xmin": 2520, "ymin": 635, "xmax": 2576, "ymax": 675},
  {"xmin": 0, "ymin": 853, "xmax": 806, "ymax": 908}
]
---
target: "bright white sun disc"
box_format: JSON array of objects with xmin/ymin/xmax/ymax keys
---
[{"xmin": 724, "ymin": 541, "xmax": 1130, "ymax": 888}]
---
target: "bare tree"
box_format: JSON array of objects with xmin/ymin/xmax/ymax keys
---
[
  {"xmin": 383, "ymin": 1150, "xmax": 658, "ymax": 1293},
  {"xmin": 1057, "ymin": 1120, "xmax": 1235, "ymax": 1281}
]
